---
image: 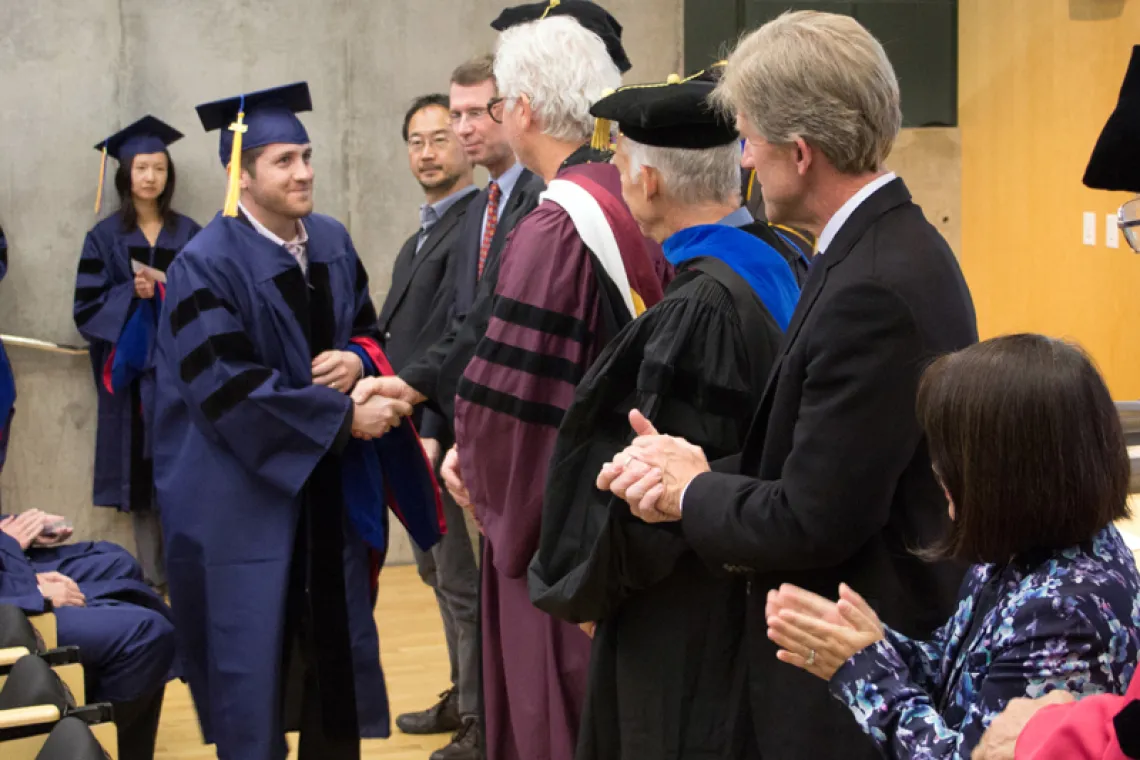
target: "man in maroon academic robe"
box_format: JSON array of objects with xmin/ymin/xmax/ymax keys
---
[{"xmin": 354, "ymin": 11, "xmax": 668, "ymax": 760}]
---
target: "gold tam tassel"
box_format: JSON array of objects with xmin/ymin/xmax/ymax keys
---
[
  {"xmin": 746, "ymin": 168, "xmax": 756, "ymax": 203},
  {"xmin": 591, "ymin": 87, "xmax": 616, "ymax": 151},
  {"xmin": 223, "ymin": 107, "xmax": 248, "ymax": 218},
  {"xmin": 540, "ymin": 0, "xmax": 560, "ymax": 18},
  {"xmin": 94, "ymin": 145, "xmax": 108, "ymax": 214}
]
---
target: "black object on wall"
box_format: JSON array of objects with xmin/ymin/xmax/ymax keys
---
[{"xmin": 683, "ymin": 0, "xmax": 957, "ymax": 128}]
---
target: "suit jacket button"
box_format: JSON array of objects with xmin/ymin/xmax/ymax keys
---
[{"xmin": 384, "ymin": 331, "xmax": 391, "ymax": 341}]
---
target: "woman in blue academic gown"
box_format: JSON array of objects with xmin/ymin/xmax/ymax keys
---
[{"xmin": 73, "ymin": 116, "xmax": 201, "ymax": 591}]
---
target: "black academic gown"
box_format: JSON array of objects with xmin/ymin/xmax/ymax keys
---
[{"xmin": 529, "ymin": 256, "xmax": 784, "ymax": 760}]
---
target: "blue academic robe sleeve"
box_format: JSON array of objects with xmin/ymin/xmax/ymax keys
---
[
  {"xmin": 160, "ymin": 251, "xmax": 353, "ymax": 498},
  {"xmin": 74, "ymin": 228, "xmax": 136, "ymax": 345},
  {"xmin": 0, "ymin": 533, "xmax": 47, "ymax": 613}
]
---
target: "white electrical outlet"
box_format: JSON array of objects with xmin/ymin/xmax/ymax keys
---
[
  {"xmin": 1084, "ymin": 212, "xmax": 1097, "ymax": 246},
  {"xmin": 1107, "ymin": 213, "xmax": 1120, "ymax": 249}
]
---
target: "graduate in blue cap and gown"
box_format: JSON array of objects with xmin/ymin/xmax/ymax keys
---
[
  {"xmin": 73, "ymin": 116, "xmax": 201, "ymax": 591},
  {"xmin": 153, "ymin": 81, "xmax": 444, "ymax": 760},
  {"xmin": 529, "ymin": 75, "xmax": 799, "ymax": 760}
]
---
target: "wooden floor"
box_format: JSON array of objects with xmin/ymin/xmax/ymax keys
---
[{"xmin": 155, "ymin": 564, "xmax": 452, "ymax": 759}]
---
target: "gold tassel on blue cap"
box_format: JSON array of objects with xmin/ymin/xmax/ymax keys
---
[
  {"xmin": 94, "ymin": 144, "xmax": 108, "ymax": 214},
  {"xmin": 223, "ymin": 96, "xmax": 248, "ymax": 218}
]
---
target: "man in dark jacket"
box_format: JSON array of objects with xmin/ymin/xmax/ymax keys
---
[{"xmin": 599, "ymin": 11, "xmax": 978, "ymax": 759}]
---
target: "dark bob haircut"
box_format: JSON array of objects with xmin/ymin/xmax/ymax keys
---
[
  {"xmin": 115, "ymin": 150, "xmax": 179, "ymax": 233},
  {"xmin": 917, "ymin": 334, "xmax": 1130, "ymax": 564}
]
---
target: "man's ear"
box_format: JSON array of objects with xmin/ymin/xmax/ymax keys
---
[{"xmin": 793, "ymin": 136, "xmax": 813, "ymax": 177}]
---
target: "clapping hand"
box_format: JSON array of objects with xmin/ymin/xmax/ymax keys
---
[
  {"xmin": 596, "ymin": 410, "xmax": 709, "ymax": 523},
  {"xmin": 766, "ymin": 583, "xmax": 885, "ymax": 680}
]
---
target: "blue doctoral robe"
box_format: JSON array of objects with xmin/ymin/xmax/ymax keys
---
[
  {"xmin": 0, "ymin": 228, "xmax": 15, "ymax": 472},
  {"xmin": 153, "ymin": 211, "xmax": 442, "ymax": 760},
  {"xmin": 0, "ymin": 531, "xmax": 175, "ymax": 703},
  {"xmin": 73, "ymin": 212, "xmax": 201, "ymax": 512}
]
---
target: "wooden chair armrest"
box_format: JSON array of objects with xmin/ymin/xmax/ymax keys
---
[
  {"xmin": 0, "ymin": 648, "xmax": 31, "ymax": 667},
  {"xmin": 0, "ymin": 705, "xmax": 61, "ymax": 729}
]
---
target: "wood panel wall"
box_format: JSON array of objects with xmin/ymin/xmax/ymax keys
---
[{"xmin": 959, "ymin": 0, "xmax": 1140, "ymax": 397}]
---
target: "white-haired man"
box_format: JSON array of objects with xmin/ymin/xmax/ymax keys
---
[
  {"xmin": 529, "ymin": 75, "xmax": 801, "ymax": 760},
  {"xmin": 597, "ymin": 11, "xmax": 978, "ymax": 759},
  {"xmin": 354, "ymin": 8, "xmax": 668, "ymax": 760}
]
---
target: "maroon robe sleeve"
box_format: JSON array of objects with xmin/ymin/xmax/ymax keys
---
[{"xmin": 454, "ymin": 205, "xmax": 604, "ymax": 580}]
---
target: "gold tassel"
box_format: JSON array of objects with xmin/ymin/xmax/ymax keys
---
[
  {"xmin": 591, "ymin": 117, "xmax": 612, "ymax": 151},
  {"xmin": 94, "ymin": 145, "xmax": 108, "ymax": 215},
  {"xmin": 591, "ymin": 87, "xmax": 616, "ymax": 151},
  {"xmin": 222, "ymin": 110, "xmax": 248, "ymax": 218},
  {"xmin": 746, "ymin": 168, "xmax": 756, "ymax": 203},
  {"xmin": 540, "ymin": 0, "xmax": 560, "ymax": 19}
]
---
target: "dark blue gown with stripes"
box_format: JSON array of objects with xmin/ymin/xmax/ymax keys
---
[
  {"xmin": 152, "ymin": 211, "xmax": 440, "ymax": 760},
  {"xmin": 73, "ymin": 212, "xmax": 201, "ymax": 512}
]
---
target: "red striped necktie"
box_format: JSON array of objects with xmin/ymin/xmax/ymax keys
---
[{"xmin": 478, "ymin": 181, "xmax": 501, "ymax": 279}]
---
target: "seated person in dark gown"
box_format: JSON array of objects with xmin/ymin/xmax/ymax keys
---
[
  {"xmin": 529, "ymin": 76, "xmax": 800, "ymax": 760},
  {"xmin": 0, "ymin": 508, "xmax": 175, "ymax": 760}
]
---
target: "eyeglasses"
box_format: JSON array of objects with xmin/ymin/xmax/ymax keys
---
[
  {"xmin": 488, "ymin": 97, "xmax": 507, "ymax": 124},
  {"xmin": 449, "ymin": 108, "xmax": 489, "ymax": 127},
  {"xmin": 1119, "ymin": 196, "xmax": 1140, "ymax": 253},
  {"xmin": 407, "ymin": 134, "xmax": 453, "ymax": 153}
]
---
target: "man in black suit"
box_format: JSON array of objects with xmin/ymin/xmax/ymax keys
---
[
  {"xmin": 598, "ymin": 11, "xmax": 978, "ymax": 760},
  {"xmin": 388, "ymin": 59, "xmax": 543, "ymax": 760},
  {"xmin": 394, "ymin": 56, "xmax": 545, "ymax": 424},
  {"xmin": 380, "ymin": 92, "xmax": 482, "ymax": 759}
]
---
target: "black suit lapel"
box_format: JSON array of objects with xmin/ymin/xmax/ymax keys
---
[
  {"xmin": 379, "ymin": 234, "xmax": 419, "ymax": 327},
  {"xmin": 745, "ymin": 177, "xmax": 914, "ymax": 451}
]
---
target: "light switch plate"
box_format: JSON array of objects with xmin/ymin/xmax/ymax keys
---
[
  {"xmin": 1107, "ymin": 213, "xmax": 1120, "ymax": 249},
  {"xmin": 1084, "ymin": 212, "xmax": 1097, "ymax": 246}
]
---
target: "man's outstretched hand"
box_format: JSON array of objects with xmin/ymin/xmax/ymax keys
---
[{"xmin": 351, "ymin": 376, "xmax": 426, "ymax": 407}]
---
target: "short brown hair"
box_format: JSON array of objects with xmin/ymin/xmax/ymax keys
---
[
  {"xmin": 451, "ymin": 54, "xmax": 496, "ymax": 88},
  {"xmin": 240, "ymin": 145, "xmax": 268, "ymax": 178},
  {"xmin": 917, "ymin": 334, "xmax": 1130, "ymax": 564}
]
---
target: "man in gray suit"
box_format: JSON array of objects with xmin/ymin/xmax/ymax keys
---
[{"xmin": 379, "ymin": 92, "xmax": 481, "ymax": 760}]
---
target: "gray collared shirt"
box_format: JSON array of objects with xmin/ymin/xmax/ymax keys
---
[{"xmin": 417, "ymin": 184, "xmax": 478, "ymax": 253}]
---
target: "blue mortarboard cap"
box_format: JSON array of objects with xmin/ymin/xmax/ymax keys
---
[
  {"xmin": 195, "ymin": 81, "xmax": 312, "ymax": 166},
  {"xmin": 95, "ymin": 115, "xmax": 184, "ymax": 164}
]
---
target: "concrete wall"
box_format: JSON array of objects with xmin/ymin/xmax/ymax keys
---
[{"xmin": 0, "ymin": 1, "xmax": 682, "ymax": 565}]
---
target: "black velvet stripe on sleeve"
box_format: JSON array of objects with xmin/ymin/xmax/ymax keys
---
[
  {"xmin": 456, "ymin": 377, "xmax": 567, "ymax": 428},
  {"xmin": 74, "ymin": 303, "xmax": 102, "ymax": 327},
  {"xmin": 179, "ymin": 331, "xmax": 259, "ymax": 384},
  {"xmin": 474, "ymin": 338, "xmax": 585, "ymax": 385},
  {"xmin": 492, "ymin": 296, "xmax": 593, "ymax": 343},
  {"xmin": 74, "ymin": 286, "xmax": 105, "ymax": 303},
  {"xmin": 77, "ymin": 259, "xmax": 104, "ymax": 275},
  {"xmin": 199, "ymin": 367, "xmax": 273, "ymax": 423},
  {"xmin": 169, "ymin": 289, "xmax": 237, "ymax": 338}
]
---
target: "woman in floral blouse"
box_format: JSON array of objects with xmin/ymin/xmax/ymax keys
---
[{"xmin": 766, "ymin": 334, "xmax": 1140, "ymax": 760}]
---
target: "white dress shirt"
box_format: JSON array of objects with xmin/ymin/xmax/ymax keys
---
[
  {"xmin": 239, "ymin": 202, "xmax": 310, "ymax": 274},
  {"xmin": 814, "ymin": 172, "xmax": 897, "ymax": 255}
]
